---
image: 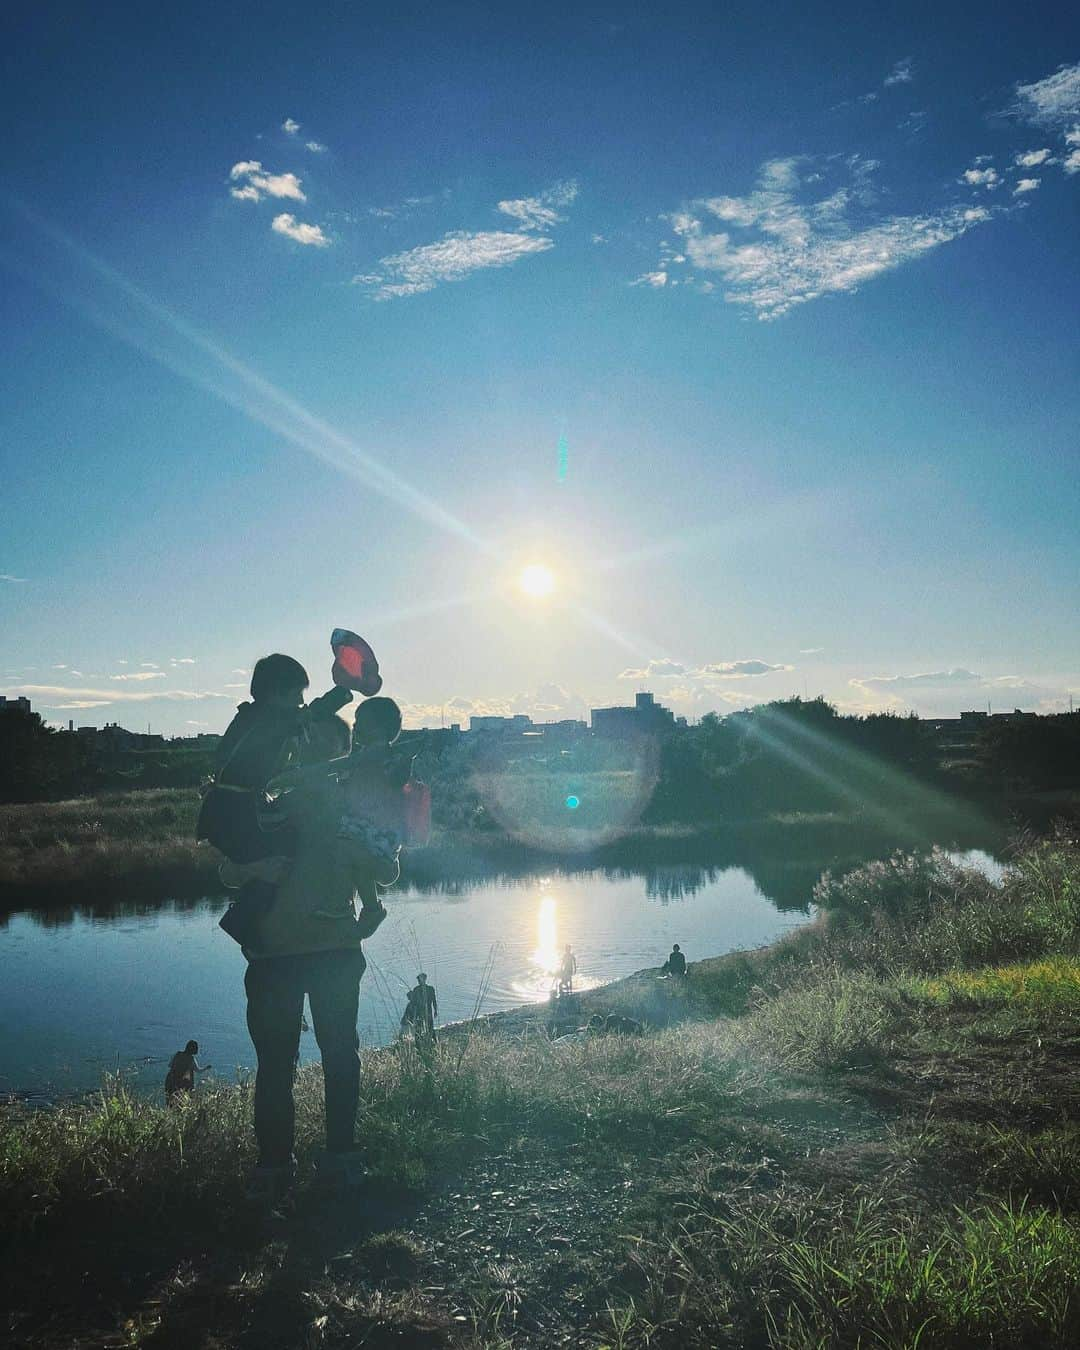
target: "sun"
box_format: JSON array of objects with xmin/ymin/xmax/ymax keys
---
[{"xmin": 518, "ymin": 563, "xmax": 556, "ymax": 598}]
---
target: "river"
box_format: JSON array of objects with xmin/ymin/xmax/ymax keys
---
[{"xmin": 0, "ymin": 847, "xmax": 1003, "ymax": 1101}]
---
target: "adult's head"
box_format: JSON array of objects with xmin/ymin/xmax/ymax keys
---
[
  {"xmin": 672, "ymin": 943, "xmax": 681, "ymax": 953},
  {"xmin": 417, "ymin": 972, "xmax": 427, "ymax": 985},
  {"xmin": 185, "ymin": 1039, "xmax": 199, "ymax": 1054},
  {"xmin": 250, "ymin": 654, "xmax": 309, "ymax": 708},
  {"xmin": 353, "ymin": 696, "xmax": 402, "ymax": 748}
]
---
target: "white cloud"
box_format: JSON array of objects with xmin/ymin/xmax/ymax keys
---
[
  {"xmin": 354, "ymin": 230, "xmax": 553, "ymax": 300},
  {"xmin": 111, "ymin": 671, "xmax": 166, "ymax": 682},
  {"xmin": 1066, "ymin": 127, "xmax": 1080, "ymax": 175},
  {"xmin": 1011, "ymin": 62, "xmax": 1080, "ymax": 130},
  {"xmin": 271, "ymin": 213, "xmax": 330, "ymax": 247},
  {"xmin": 140, "ymin": 662, "xmax": 159, "ymax": 668},
  {"xmin": 665, "ymin": 156, "xmax": 997, "ymax": 319},
  {"xmin": 282, "ymin": 117, "xmax": 301, "ymax": 135},
  {"xmin": 799, "ymin": 647, "xmax": 824, "ymax": 655},
  {"xmin": 884, "ymin": 58, "xmax": 914, "ymax": 86},
  {"xmin": 852, "ymin": 668, "xmax": 983, "ymax": 691},
  {"xmin": 618, "ymin": 657, "xmax": 792, "ymax": 681},
  {"xmin": 961, "ymin": 166, "xmax": 1001, "ymax": 189},
  {"xmin": 306, "ymin": 140, "xmax": 327, "ymax": 153},
  {"xmin": 618, "ymin": 659, "xmax": 687, "ymax": 680},
  {"xmin": 223, "ymin": 683, "xmax": 247, "ymax": 689},
  {"xmin": 631, "ymin": 270, "xmax": 668, "ymax": 288},
  {"xmin": 185, "ymin": 720, "xmax": 210, "ymax": 727},
  {"xmin": 496, "ymin": 180, "xmax": 578, "ymax": 231},
  {"xmin": 1016, "ymin": 148, "xmax": 1052, "ymax": 167},
  {"xmin": 231, "ymin": 668, "xmax": 249, "ymax": 676},
  {"xmin": 700, "ymin": 660, "xmax": 794, "ymax": 678},
  {"xmin": 0, "ymin": 573, "xmax": 26, "ymax": 582},
  {"xmin": 228, "ymin": 161, "xmax": 306, "ymax": 203},
  {"xmin": 1013, "ymin": 177, "xmax": 1041, "ymax": 195},
  {"xmin": 591, "ymin": 233, "xmax": 607, "ymax": 244},
  {"xmin": 170, "ymin": 657, "xmax": 196, "ymax": 664}
]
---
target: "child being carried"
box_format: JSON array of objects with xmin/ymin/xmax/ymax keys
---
[{"xmin": 315, "ymin": 696, "xmax": 412, "ymax": 922}]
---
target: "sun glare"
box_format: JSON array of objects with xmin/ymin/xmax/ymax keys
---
[{"xmin": 519, "ymin": 563, "xmax": 556, "ymax": 598}]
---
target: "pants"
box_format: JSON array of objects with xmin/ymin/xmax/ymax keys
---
[{"xmin": 244, "ymin": 947, "xmax": 366, "ymax": 1168}]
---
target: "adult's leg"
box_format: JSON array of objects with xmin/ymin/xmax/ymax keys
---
[
  {"xmin": 245, "ymin": 956, "xmax": 305, "ymax": 1167},
  {"xmin": 306, "ymin": 948, "xmax": 366, "ymax": 1154}
]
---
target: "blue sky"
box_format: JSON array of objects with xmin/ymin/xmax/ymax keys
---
[{"xmin": 1, "ymin": 2, "xmax": 1078, "ymax": 734}]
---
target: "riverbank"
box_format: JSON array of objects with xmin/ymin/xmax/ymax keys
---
[
  {"xmin": 0, "ymin": 786, "xmax": 1010, "ymax": 911},
  {"xmin": 4, "ymin": 836, "xmax": 1080, "ymax": 1347}
]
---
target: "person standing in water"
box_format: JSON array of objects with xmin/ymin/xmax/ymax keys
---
[
  {"xmin": 164, "ymin": 1040, "xmax": 211, "ymax": 1103},
  {"xmin": 401, "ymin": 973, "xmax": 438, "ymax": 1042},
  {"xmin": 557, "ymin": 945, "xmax": 578, "ymax": 997}
]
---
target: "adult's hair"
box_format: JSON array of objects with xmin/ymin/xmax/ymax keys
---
[
  {"xmin": 185, "ymin": 1039, "xmax": 199, "ymax": 1054},
  {"xmin": 354, "ymin": 696, "xmax": 402, "ymax": 745},
  {"xmin": 250, "ymin": 654, "xmax": 310, "ymax": 702}
]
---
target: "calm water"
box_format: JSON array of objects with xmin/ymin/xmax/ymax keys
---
[{"xmin": 0, "ymin": 851, "xmax": 1001, "ymax": 1100}]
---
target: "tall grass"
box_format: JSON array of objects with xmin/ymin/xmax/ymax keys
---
[{"xmin": 623, "ymin": 1189, "xmax": 1080, "ymax": 1348}]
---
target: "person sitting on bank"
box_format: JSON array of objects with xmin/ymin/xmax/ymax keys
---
[
  {"xmin": 164, "ymin": 1040, "xmax": 211, "ymax": 1103},
  {"xmin": 401, "ymin": 973, "xmax": 438, "ymax": 1042},
  {"xmin": 661, "ymin": 943, "xmax": 687, "ymax": 977}
]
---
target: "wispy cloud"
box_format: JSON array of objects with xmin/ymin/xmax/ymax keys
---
[
  {"xmin": 3, "ymin": 683, "xmax": 228, "ymax": 706},
  {"xmin": 282, "ymin": 117, "xmax": 301, "ymax": 135},
  {"xmin": 618, "ymin": 657, "xmax": 792, "ymax": 681},
  {"xmin": 170, "ymin": 657, "xmax": 196, "ymax": 665},
  {"xmin": 110, "ymin": 671, "xmax": 166, "ymax": 682},
  {"xmin": 306, "ymin": 140, "xmax": 327, "ymax": 153},
  {"xmin": 354, "ymin": 230, "xmax": 553, "ymax": 301},
  {"xmin": 701, "ymin": 660, "xmax": 794, "ymax": 678},
  {"xmin": 1014, "ymin": 177, "xmax": 1041, "ymax": 195},
  {"xmin": 853, "ymin": 668, "xmax": 983, "ymax": 691},
  {"xmin": 496, "ymin": 181, "xmax": 578, "ymax": 231},
  {"xmin": 662, "ymin": 156, "xmax": 997, "ymax": 319},
  {"xmin": 354, "ymin": 183, "xmax": 574, "ymax": 300},
  {"xmin": 884, "ymin": 58, "xmax": 914, "ymax": 87},
  {"xmin": 0, "ymin": 573, "xmax": 26, "ymax": 582},
  {"xmin": 631, "ymin": 270, "xmax": 668, "ymax": 288},
  {"xmin": 271, "ymin": 213, "xmax": 330, "ymax": 247},
  {"xmin": 229, "ymin": 161, "xmax": 306, "ymax": 203},
  {"xmin": 1066, "ymin": 128, "xmax": 1080, "ymax": 175},
  {"xmin": 1010, "ymin": 61, "xmax": 1080, "ymax": 130}
]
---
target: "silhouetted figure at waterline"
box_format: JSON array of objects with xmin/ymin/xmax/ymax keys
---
[
  {"xmin": 557, "ymin": 944, "xmax": 578, "ymax": 997},
  {"xmin": 661, "ymin": 943, "xmax": 687, "ymax": 977},
  {"xmin": 401, "ymin": 973, "xmax": 438, "ymax": 1042},
  {"xmin": 164, "ymin": 1040, "xmax": 211, "ymax": 1103}
]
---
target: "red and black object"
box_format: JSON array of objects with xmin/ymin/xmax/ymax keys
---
[{"xmin": 331, "ymin": 628, "xmax": 382, "ymax": 696}]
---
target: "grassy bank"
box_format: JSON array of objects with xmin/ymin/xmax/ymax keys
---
[
  {"xmin": 0, "ymin": 786, "xmax": 1004, "ymax": 911},
  {"xmin": 4, "ymin": 834, "xmax": 1080, "ymax": 1346}
]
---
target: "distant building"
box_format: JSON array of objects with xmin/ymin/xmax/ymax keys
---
[
  {"xmin": 0, "ymin": 695, "xmax": 33, "ymax": 715},
  {"xmin": 470, "ymin": 714, "xmax": 534, "ymax": 734},
  {"xmin": 591, "ymin": 691, "xmax": 675, "ymax": 738}
]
